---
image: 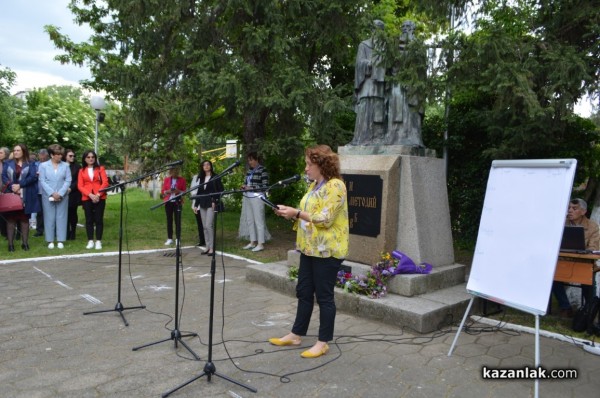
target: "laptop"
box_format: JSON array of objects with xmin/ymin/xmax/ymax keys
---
[{"xmin": 560, "ymin": 225, "xmax": 588, "ymax": 253}]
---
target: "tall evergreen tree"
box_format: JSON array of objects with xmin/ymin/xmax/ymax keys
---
[{"xmin": 46, "ymin": 0, "xmax": 372, "ymax": 165}]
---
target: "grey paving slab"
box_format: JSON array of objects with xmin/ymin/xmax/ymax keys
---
[{"xmin": 1, "ymin": 248, "xmax": 598, "ymax": 397}]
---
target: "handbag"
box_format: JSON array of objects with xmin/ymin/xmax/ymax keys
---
[
  {"xmin": 215, "ymin": 201, "xmax": 225, "ymax": 213},
  {"xmin": 0, "ymin": 193, "xmax": 24, "ymax": 213}
]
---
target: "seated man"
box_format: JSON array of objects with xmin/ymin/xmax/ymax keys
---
[{"xmin": 552, "ymin": 198, "xmax": 600, "ymax": 317}]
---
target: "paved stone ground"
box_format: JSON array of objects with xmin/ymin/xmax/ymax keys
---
[{"xmin": 1, "ymin": 248, "xmax": 599, "ymax": 398}]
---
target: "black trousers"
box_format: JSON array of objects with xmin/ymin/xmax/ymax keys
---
[
  {"xmin": 164, "ymin": 201, "xmax": 180, "ymax": 240},
  {"xmin": 36, "ymin": 194, "xmax": 44, "ymax": 234},
  {"xmin": 67, "ymin": 206, "xmax": 78, "ymax": 239},
  {"xmin": 82, "ymin": 200, "xmax": 106, "ymax": 241},
  {"xmin": 292, "ymin": 254, "xmax": 342, "ymax": 342}
]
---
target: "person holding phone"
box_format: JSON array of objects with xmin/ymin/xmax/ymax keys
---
[{"xmin": 268, "ymin": 145, "xmax": 349, "ymax": 358}]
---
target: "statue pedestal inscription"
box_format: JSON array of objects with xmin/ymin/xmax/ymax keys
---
[{"xmin": 339, "ymin": 145, "xmax": 454, "ymax": 267}]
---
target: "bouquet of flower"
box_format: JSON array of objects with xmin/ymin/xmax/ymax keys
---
[
  {"xmin": 335, "ymin": 252, "xmax": 398, "ymax": 298},
  {"xmin": 287, "ymin": 251, "xmax": 432, "ymax": 299}
]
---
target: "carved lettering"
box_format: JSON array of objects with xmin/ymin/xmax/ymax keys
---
[
  {"xmin": 341, "ymin": 173, "xmax": 382, "ymax": 237},
  {"xmin": 349, "ymin": 196, "xmax": 377, "ymax": 208}
]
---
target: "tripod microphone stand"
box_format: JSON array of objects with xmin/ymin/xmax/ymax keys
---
[
  {"xmin": 163, "ymin": 190, "xmax": 256, "ymax": 397},
  {"xmin": 83, "ymin": 177, "xmax": 145, "ymax": 326},
  {"xmin": 162, "ymin": 161, "xmax": 258, "ymax": 398},
  {"xmin": 133, "ymin": 193, "xmax": 200, "ymax": 360}
]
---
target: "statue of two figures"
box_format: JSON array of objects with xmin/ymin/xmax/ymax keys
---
[{"xmin": 351, "ymin": 20, "xmax": 424, "ymax": 147}]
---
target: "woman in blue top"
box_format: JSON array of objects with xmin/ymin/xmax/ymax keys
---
[
  {"xmin": 1, "ymin": 144, "xmax": 40, "ymax": 251},
  {"xmin": 38, "ymin": 144, "xmax": 71, "ymax": 249}
]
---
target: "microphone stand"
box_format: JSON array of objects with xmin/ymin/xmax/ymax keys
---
[
  {"xmin": 82, "ymin": 169, "xmax": 165, "ymax": 326},
  {"xmin": 163, "ymin": 171, "xmax": 257, "ymax": 397},
  {"xmin": 132, "ymin": 177, "xmax": 200, "ymax": 360}
]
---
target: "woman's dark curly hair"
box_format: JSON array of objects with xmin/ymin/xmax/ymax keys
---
[{"xmin": 305, "ymin": 145, "xmax": 341, "ymax": 180}]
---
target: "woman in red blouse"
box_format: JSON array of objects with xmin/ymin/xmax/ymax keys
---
[
  {"xmin": 161, "ymin": 167, "xmax": 186, "ymax": 245},
  {"xmin": 77, "ymin": 150, "xmax": 109, "ymax": 250}
]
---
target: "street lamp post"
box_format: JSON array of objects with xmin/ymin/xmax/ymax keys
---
[{"xmin": 90, "ymin": 96, "xmax": 106, "ymax": 155}]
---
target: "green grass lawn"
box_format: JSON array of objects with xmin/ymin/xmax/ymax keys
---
[{"xmin": 2, "ymin": 188, "xmax": 296, "ymax": 263}]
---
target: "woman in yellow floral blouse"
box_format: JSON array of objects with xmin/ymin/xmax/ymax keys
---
[{"xmin": 269, "ymin": 145, "xmax": 349, "ymax": 358}]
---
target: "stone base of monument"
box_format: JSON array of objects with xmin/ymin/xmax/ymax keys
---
[
  {"xmin": 337, "ymin": 146, "xmax": 454, "ymax": 267},
  {"xmin": 245, "ymin": 250, "xmax": 473, "ymax": 334}
]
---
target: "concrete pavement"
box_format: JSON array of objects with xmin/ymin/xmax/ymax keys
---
[{"xmin": 1, "ymin": 248, "xmax": 599, "ymax": 397}]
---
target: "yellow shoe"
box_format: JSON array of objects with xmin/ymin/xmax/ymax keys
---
[
  {"xmin": 268, "ymin": 337, "xmax": 301, "ymax": 346},
  {"xmin": 300, "ymin": 344, "xmax": 329, "ymax": 358}
]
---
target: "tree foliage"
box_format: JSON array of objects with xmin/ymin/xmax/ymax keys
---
[
  {"xmin": 18, "ymin": 86, "xmax": 99, "ymax": 157},
  {"xmin": 423, "ymin": 0, "xmax": 600, "ymax": 243},
  {"xmin": 46, "ymin": 1, "xmax": 377, "ymax": 174},
  {"xmin": 0, "ymin": 65, "xmax": 21, "ymax": 145}
]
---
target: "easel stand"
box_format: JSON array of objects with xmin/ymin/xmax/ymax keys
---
[
  {"xmin": 164, "ymin": 184, "xmax": 258, "ymax": 397},
  {"xmin": 133, "ymin": 199, "xmax": 200, "ymax": 360},
  {"xmin": 83, "ymin": 181, "xmax": 145, "ymax": 326},
  {"xmin": 448, "ymin": 296, "xmax": 541, "ymax": 398}
]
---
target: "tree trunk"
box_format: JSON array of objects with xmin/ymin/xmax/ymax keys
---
[{"xmin": 242, "ymin": 107, "xmax": 269, "ymax": 153}]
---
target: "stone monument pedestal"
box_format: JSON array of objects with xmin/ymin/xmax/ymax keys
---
[{"xmin": 338, "ymin": 145, "xmax": 454, "ymax": 267}]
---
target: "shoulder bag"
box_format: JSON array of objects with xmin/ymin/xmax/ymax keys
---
[{"xmin": 0, "ymin": 183, "xmax": 24, "ymax": 213}]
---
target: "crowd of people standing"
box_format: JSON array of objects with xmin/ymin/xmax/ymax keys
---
[
  {"xmin": 1, "ymin": 146, "xmax": 295, "ymax": 256},
  {"xmin": 0, "ymin": 143, "xmax": 109, "ymax": 252}
]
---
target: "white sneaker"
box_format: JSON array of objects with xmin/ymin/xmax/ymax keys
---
[
  {"xmin": 165, "ymin": 239, "xmax": 173, "ymax": 245},
  {"xmin": 48, "ymin": 242, "xmax": 54, "ymax": 249},
  {"xmin": 57, "ymin": 242, "xmax": 64, "ymax": 249},
  {"xmin": 252, "ymin": 244, "xmax": 264, "ymax": 252},
  {"xmin": 86, "ymin": 240, "xmax": 94, "ymax": 249},
  {"xmin": 95, "ymin": 241, "xmax": 102, "ymax": 250},
  {"xmin": 242, "ymin": 243, "xmax": 256, "ymax": 250}
]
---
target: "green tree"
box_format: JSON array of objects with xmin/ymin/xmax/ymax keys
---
[
  {"xmin": 0, "ymin": 65, "xmax": 21, "ymax": 145},
  {"xmin": 45, "ymin": 1, "xmax": 375, "ymax": 172},
  {"xmin": 424, "ymin": 0, "xmax": 600, "ymax": 243},
  {"xmin": 18, "ymin": 86, "xmax": 98, "ymax": 156}
]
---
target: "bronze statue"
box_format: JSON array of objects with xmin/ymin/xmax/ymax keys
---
[
  {"xmin": 351, "ymin": 20, "xmax": 424, "ymax": 147},
  {"xmin": 351, "ymin": 20, "xmax": 386, "ymax": 145}
]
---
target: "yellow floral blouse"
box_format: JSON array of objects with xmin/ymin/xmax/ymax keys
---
[{"xmin": 293, "ymin": 178, "xmax": 349, "ymax": 259}]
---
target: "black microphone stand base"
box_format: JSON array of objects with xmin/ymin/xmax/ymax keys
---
[
  {"xmin": 83, "ymin": 302, "xmax": 145, "ymax": 327},
  {"xmin": 132, "ymin": 329, "xmax": 200, "ymax": 360},
  {"xmin": 162, "ymin": 361, "xmax": 257, "ymax": 398},
  {"xmin": 133, "ymin": 200, "xmax": 200, "ymax": 361},
  {"xmin": 162, "ymin": 203, "xmax": 256, "ymax": 397}
]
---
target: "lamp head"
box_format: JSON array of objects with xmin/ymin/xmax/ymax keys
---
[{"xmin": 90, "ymin": 96, "xmax": 106, "ymax": 111}]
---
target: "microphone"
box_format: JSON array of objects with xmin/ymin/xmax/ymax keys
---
[
  {"xmin": 276, "ymin": 174, "xmax": 301, "ymax": 186},
  {"xmin": 259, "ymin": 194, "xmax": 279, "ymax": 209},
  {"xmin": 221, "ymin": 159, "xmax": 241, "ymax": 175},
  {"xmin": 164, "ymin": 160, "xmax": 183, "ymax": 168}
]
